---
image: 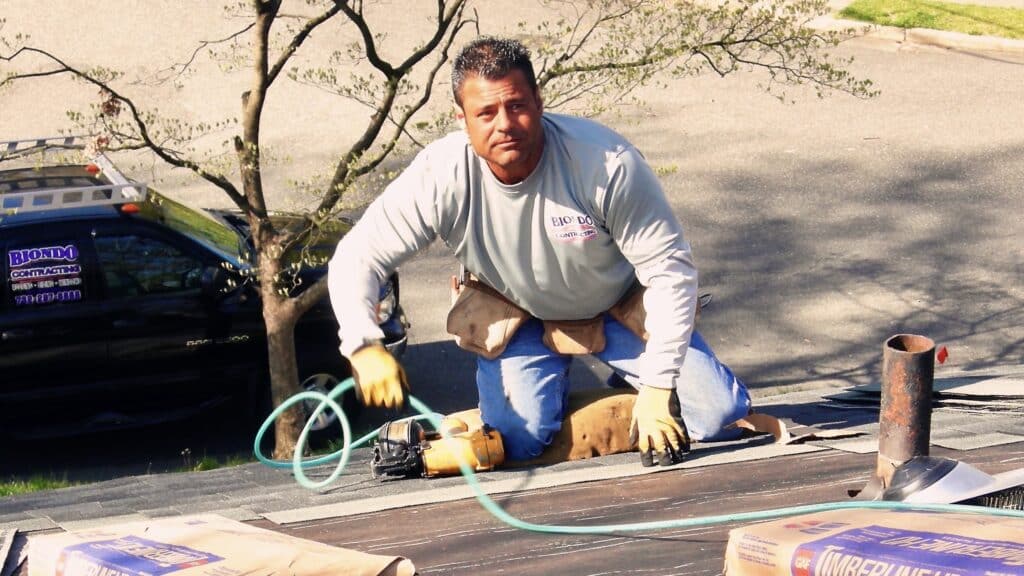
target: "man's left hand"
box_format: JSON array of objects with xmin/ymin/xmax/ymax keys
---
[{"xmin": 629, "ymin": 385, "xmax": 691, "ymax": 467}]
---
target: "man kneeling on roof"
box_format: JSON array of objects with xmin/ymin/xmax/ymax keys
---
[{"xmin": 328, "ymin": 36, "xmax": 750, "ymax": 472}]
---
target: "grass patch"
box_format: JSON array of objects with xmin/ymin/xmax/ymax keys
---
[
  {"xmin": 179, "ymin": 448, "xmax": 254, "ymax": 472},
  {"xmin": 840, "ymin": 0, "xmax": 1024, "ymax": 39},
  {"xmin": 0, "ymin": 475, "xmax": 77, "ymax": 497}
]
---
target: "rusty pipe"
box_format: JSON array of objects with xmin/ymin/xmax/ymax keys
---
[{"xmin": 875, "ymin": 333, "xmax": 936, "ymax": 489}]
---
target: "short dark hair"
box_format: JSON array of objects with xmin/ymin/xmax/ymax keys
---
[{"xmin": 451, "ymin": 37, "xmax": 537, "ymax": 107}]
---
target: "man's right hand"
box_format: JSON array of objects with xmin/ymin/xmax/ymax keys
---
[
  {"xmin": 629, "ymin": 385, "xmax": 691, "ymax": 467},
  {"xmin": 350, "ymin": 343, "xmax": 408, "ymax": 409}
]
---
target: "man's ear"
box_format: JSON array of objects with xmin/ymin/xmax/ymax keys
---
[
  {"xmin": 535, "ymin": 88, "xmax": 544, "ymax": 113},
  {"xmin": 454, "ymin": 105, "xmax": 466, "ymax": 130}
]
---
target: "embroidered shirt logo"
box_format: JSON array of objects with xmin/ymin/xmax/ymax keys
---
[{"xmin": 548, "ymin": 213, "xmax": 598, "ymax": 242}]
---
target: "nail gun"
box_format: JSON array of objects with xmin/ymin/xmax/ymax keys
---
[{"xmin": 370, "ymin": 416, "xmax": 505, "ymax": 480}]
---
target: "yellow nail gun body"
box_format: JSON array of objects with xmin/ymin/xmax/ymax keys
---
[{"xmin": 370, "ymin": 416, "xmax": 504, "ymax": 480}]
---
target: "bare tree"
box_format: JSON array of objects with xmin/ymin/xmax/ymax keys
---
[{"xmin": 1, "ymin": 0, "xmax": 873, "ymax": 459}]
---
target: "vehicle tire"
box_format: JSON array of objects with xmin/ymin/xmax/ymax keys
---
[{"xmin": 299, "ymin": 369, "xmax": 360, "ymax": 448}]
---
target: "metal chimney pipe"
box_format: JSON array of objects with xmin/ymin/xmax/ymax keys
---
[{"xmin": 875, "ymin": 333, "xmax": 936, "ymax": 489}]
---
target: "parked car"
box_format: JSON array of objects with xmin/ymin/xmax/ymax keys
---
[{"xmin": 0, "ymin": 136, "xmax": 408, "ymax": 441}]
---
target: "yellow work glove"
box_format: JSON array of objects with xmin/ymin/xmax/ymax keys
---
[
  {"xmin": 629, "ymin": 385, "xmax": 691, "ymax": 467},
  {"xmin": 349, "ymin": 343, "xmax": 408, "ymax": 409}
]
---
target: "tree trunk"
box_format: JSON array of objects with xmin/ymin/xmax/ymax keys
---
[{"xmin": 256, "ymin": 249, "xmax": 305, "ymax": 460}]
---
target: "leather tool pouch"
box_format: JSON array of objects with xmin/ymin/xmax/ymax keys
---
[
  {"xmin": 606, "ymin": 283, "xmax": 705, "ymax": 342},
  {"xmin": 541, "ymin": 316, "xmax": 606, "ymax": 355},
  {"xmin": 446, "ymin": 277, "xmax": 529, "ymax": 360},
  {"xmin": 608, "ymin": 283, "xmax": 648, "ymax": 341}
]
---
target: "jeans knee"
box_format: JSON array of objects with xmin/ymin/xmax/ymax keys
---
[
  {"xmin": 688, "ymin": 418, "xmax": 746, "ymax": 442},
  {"xmin": 500, "ymin": 426, "xmax": 552, "ymax": 461},
  {"xmin": 680, "ymin": 384, "xmax": 751, "ymax": 442}
]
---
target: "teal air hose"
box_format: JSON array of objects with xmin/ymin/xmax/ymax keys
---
[{"xmin": 255, "ymin": 378, "xmax": 1024, "ymax": 533}]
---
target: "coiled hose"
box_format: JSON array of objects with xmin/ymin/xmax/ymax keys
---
[{"xmin": 254, "ymin": 378, "xmax": 1024, "ymax": 534}]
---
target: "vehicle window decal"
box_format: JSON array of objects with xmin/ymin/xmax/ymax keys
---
[{"xmin": 7, "ymin": 243, "xmax": 85, "ymax": 307}]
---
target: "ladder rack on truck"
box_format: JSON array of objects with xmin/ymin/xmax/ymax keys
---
[{"xmin": 0, "ymin": 136, "xmax": 147, "ymax": 213}]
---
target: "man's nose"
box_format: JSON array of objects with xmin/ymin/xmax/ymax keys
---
[{"xmin": 495, "ymin": 107, "xmax": 513, "ymax": 131}]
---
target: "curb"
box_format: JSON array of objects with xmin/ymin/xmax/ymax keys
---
[{"xmin": 811, "ymin": 14, "xmax": 1024, "ymax": 56}]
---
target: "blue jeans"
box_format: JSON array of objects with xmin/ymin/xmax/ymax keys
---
[{"xmin": 476, "ymin": 317, "xmax": 751, "ymax": 461}]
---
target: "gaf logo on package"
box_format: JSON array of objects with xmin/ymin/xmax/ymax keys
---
[
  {"xmin": 792, "ymin": 548, "xmax": 816, "ymax": 576},
  {"xmin": 55, "ymin": 536, "xmax": 223, "ymax": 576}
]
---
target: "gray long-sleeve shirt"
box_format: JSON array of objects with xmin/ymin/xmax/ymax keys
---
[{"xmin": 328, "ymin": 112, "xmax": 697, "ymax": 389}]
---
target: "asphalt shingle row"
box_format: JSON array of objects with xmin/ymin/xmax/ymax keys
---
[{"xmin": 3, "ymin": 378, "xmax": 1023, "ymax": 533}]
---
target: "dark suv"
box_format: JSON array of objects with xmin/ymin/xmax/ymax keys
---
[{"xmin": 0, "ymin": 136, "xmax": 408, "ymax": 440}]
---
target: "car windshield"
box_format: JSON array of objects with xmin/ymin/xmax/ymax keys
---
[{"xmin": 140, "ymin": 192, "xmax": 247, "ymax": 266}]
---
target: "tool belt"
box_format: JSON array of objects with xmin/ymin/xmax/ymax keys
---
[
  {"xmin": 607, "ymin": 281, "xmax": 648, "ymax": 341},
  {"xmin": 446, "ymin": 276, "xmax": 649, "ymax": 358},
  {"xmin": 445, "ymin": 276, "xmax": 530, "ymax": 359},
  {"xmin": 605, "ymin": 281, "xmax": 704, "ymax": 342},
  {"xmin": 541, "ymin": 316, "xmax": 606, "ymax": 355}
]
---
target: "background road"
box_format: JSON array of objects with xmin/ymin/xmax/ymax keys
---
[{"xmin": 2, "ymin": 1, "xmax": 1022, "ymax": 476}]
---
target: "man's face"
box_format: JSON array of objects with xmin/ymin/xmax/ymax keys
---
[{"xmin": 455, "ymin": 69, "xmax": 544, "ymax": 185}]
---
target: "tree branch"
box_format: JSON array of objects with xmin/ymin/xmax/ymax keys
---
[
  {"xmin": 235, "ymin": 0, "xmax": 282, "ymax": 226},
  {"xmin": 266, "ymin": 3, "xmax": 343, "ymax": 87},
  {"xmin": 147, "ymin": 23, "xmax": 256, "ymax": 84},
  {"xmin": 396, "ymin": 0, "xmax": 469, "ymax": 72},
  {"xmin": 316, "ymin": 0, "xmax": 467, "ymax": 214},
  {"xmin": 346, "ymin": 11, "xmax": 468, "ymax": 183},
  {"xmin": 293, "ymin": 275, "xmax": 328, "ymax": 313},
  {"xmin": 334, "ymin": 0, "xmax": 395, "ymax": 77}
]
